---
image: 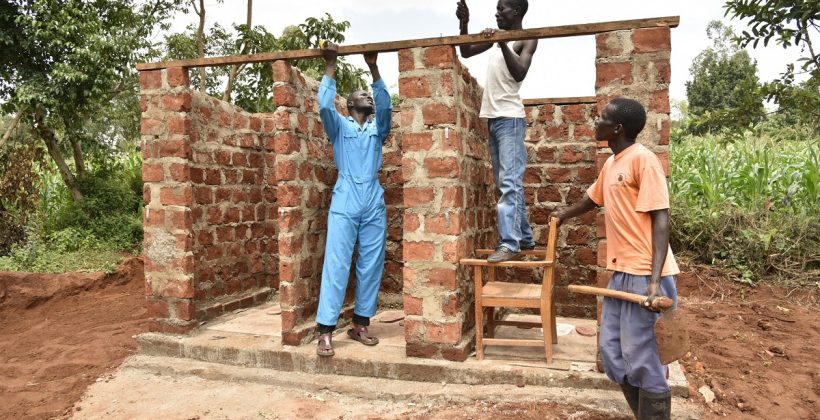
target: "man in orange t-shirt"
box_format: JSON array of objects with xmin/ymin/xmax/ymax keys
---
[{"xmin": 554, "ymin": 98, "xmax": 677, "ymax": 419}]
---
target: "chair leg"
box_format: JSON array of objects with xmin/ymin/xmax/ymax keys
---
[
  {"xmin": 551, "ymin": 297, "xmax": 558, "ymax": 344},
  {"xmin": 474, "ymin": 266, "xmax": 484, "ymax": 360},
  {"xmin": 486, "ymin": 307, "xmax": 495, "ymax": 338},
  {"xmin": 541, "ymin": 301, "xmax": 553, "ymax": 364}
]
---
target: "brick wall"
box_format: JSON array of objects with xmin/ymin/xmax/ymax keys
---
[
  {"xmin": 141, "ymin": 67, "xmax": 275, "ymax": 333},
  {"xmin": 398, "ymin": 46, "xmax": 496, "ymax": 361}
]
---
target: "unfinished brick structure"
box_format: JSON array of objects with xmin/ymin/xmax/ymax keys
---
[{"xmin": 139, "ymin": 22, "xmax": 672, "ymax": 361}]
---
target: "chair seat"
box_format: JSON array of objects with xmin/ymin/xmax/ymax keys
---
[{"xmin": 481, "ymin": 281, "xmax": 542, "ymax": 307}]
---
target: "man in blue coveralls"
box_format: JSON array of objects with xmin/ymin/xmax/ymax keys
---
[{"xmin": 315, "ymin": 41, "xmax": 392, "ymax": 357}]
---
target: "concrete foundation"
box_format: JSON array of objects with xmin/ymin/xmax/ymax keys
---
[{"xmin": 137, "ymin": 300, "xmax": 689, "ymax": 396}]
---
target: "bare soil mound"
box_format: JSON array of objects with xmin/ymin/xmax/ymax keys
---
[{"xmin": 0, "ymin": 257, "xmax": 148, "ymax": 419}]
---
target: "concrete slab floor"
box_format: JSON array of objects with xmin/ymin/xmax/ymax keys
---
[
  {"xmin": 138, "ymin": 300, "xmax": 688, "ymax": 397},
  {"xmin": 70, "ymin": 355, "xmax": 703, "ymax": 419}
]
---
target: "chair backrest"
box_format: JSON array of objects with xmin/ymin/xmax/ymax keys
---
[{"xmin": 540, "ymin": 217, "xmax": 559, "ymax": 298}]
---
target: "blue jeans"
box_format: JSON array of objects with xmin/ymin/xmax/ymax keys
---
[
  {"xmin": 600, "ymin": 272, "xmax": 678, "ymax": 393},
  {"xmin": 488, "ymin": 117, "xmax": 533, "ymax": 252}
]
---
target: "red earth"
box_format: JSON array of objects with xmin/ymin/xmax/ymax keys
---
[{"xmin": 0, "ymin": 256, "xmax": 817, "ymax": 419}]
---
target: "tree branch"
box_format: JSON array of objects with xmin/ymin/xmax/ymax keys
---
[
  {"xmin": 69, "ymin": 137, "xmax": 86, "ymax": 180},
  {"xmin": 0, "ymin": 106, "xmax": 27, "ymax": 149},
  {"xmin": 223, "ymin": 0, "xmax": 252, "ymax": 102},
  {"xmin": 195, "ymin": 0, "xmax": 206, "ymax": 92}
]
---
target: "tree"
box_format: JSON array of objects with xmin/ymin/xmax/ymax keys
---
[
  {"xmin": 163, "ymin": 12, "xmax": 368, "ymax": 112},
  {"xmin": 685, "ymin": 21, "xmax": 765, "ymax": 134},
  {"xmin": 0, "ymin": 0, "xmax": 182, "ymax": 201},
  {"xmin": 725, "ymin": 0, "xmax": 820, "ymax": 128}
]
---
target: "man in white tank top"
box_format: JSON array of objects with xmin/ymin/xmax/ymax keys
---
[{"xmin": 456, "ymin": 0, "xmax": 538, "ymax": 262}]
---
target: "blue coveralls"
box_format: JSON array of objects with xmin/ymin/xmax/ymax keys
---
[{"xmin": 315, "ymin": 75, "xmax": 392, "ymax": 328}]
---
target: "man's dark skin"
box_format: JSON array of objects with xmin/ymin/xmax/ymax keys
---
[
  {"xmin": 455, "ymin": 0, "xmax": 537, "ymax": 82},
  {"xmin": 552, "ymin": 104, "xmax": 671, "ymax": 310}
]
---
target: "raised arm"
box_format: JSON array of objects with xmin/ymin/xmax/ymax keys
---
[
  {"xmin": 318, "ymin": 41, "xmax": 343, "ymax": 141},
  {"xmin": 455, "ymin": 0, "xmax": 493, "ymax": 58},
  {"xmin": 499, "ymin": 39, "xmax": 538, "ymax": 82},
  {"xmin": 365, "ymin": 52, "xmax": 393, "ymax": 143}
]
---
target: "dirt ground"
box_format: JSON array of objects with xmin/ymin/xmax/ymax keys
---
[
  {"xmin": 0, "ymin": 258, "xmax": 148, "ymax": 419},
  {"xmin": 0, "ymin": 256, "xmax": 818, "ymax": 419}
]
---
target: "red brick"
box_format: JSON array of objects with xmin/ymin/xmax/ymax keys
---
[
  {"xmin": 422, "ymin": 103, "xmax": 456, "ymax": 125},
  {"xmin": 597, "ymin": 240, "xmax": 608, "ymax": 267},
  {"xmin": 404, "ymin": 187, "xmax": 435, "ymax": 207},
  {"xmin": 139, "ymin": 70, "xmax": 162, "ymax": 89},
  {"xmin": 425, "ymin": 213, "xmax": 461, "ymax": 235},
  {"xmin": 272, "ymin": 60, "xmax": 292, "ymax": 83},
  {"xmin": 166, "ymin": 67, "xmax": 189, "ymax": 87},
  {"xmin": 272, "ymin": 132, "xmax": 301, "ymax": 154},
  {"xmin": 142, "ymin": 163, "xmax": 164, "ymax": 182},
  {"xmin": 650, "ymin": 89, "xmax": 670, "ymax": 114},
  {"xmin": 167, "ymin": 116, "xmax": 190, "ymax": 135},
  {"xmin": 428, "ymin": 268, "xmax": 457, "ymax": 290},
  {"xmin": 399, "ymin": 76, "xmax": 431, "ymax": 98},
  {"xmin": 576, "ymin": 247, "xmax": 597, "ymax": 266},
  {"xmin": 427, "ymin": 321, "xmax": 461, "ymax": 344},
  {"xmin": 141, "ymin": 118, "xmax": 163, "ymax": 136},
  {"xmin": 404, "ymin": 241, "xmax": 435, "ymax": 261},
  {"xmin": 403, "ymin": 294, "xmax": 423, "ymax": 316},
  {"xmin": 145, "ymin": 298, "xmax": 169, "ymax": 318},
  {"xmin": 559, "ymin": 146, "xmax": 585, "ymax": 164},
  {"xmin": 161, "ymin": 93, "xmax": 192, "ymax": 112},
  {"xmin": 167, "ymin": 208, "xmax": 193, "ymax": 231},
  {"xmin": 159, "ymin": 138, "xmax": 191, "ymax": 159},
  {"xmin": 173, "ymin": 299, "xmax": 195, "ymax": 321},
  {"xmin": 423, "ymin": 46, "xmax": 455, "ymax": 69},
  {"xmin": 562, "ymin": 104, "xmax": 588, "ymax": 124},
  {"xmin": 595, "ymin": 62, "xmax": 633, "ymax": 89},
  {"xmin": 398, "ymin": 49, "xmax": 416, "ymax": 72},
  {"xmin": 660, "ymin": 120, "xmax": 670, "ymax": 146},
  {"xmin": 597, "ymin": 270, "xmax": 612, "ymax": 288},
  {"xmin": 160, "ymin": 186, "xmax": 193, "ymax": 206},
  {"xmin": 274, "ymin": 85, "xmax": 298, "ymax": 107},
  {"xmin": 424, "ymin": 157, "xmax": 460, "ymax": 178},
  {"xmin": 277, "ymin": 185, "xmax": 302, "ymax": 207},
  {"xmin": 404, "ymin": 212, "xmax": 420, "ymax": 232},
  {"xmin": 440, "ymin": 187, "xmax": 463, "ymax": 208},
  {"xmin": 596, "ymin": 212, "xmax": 607, "ymax": 238},
  {"xmin": 169, "ymin": 163, "xmax": 190, "ymax": 182},
  {"xmin": 632, "ymin": 27, "xmax": 671, "ymax": 53},
  {"xmin": 402, "ymin": 132, "xmax": 434, "ymax": 151},
  {"xmin": 160, "ymin": 278, "xmax": 195, "ymax": 299},
  {"xmin": 439, "ymin": 73, "xmax": 455, "ymax": 96}
]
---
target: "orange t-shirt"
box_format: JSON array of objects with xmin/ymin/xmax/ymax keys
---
[{"xmin": 586, "ymin": 143, "xmax": 679, "ymax": 276}]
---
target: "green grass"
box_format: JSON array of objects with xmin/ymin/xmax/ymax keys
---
[{"xmin": 670, "ymin": 131, "xmax": 820, "ymax": 284}]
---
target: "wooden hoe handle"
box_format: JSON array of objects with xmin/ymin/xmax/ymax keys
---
[{"xmin": 568, "ymin": 285, "xmax": 674, "ymax": 311}]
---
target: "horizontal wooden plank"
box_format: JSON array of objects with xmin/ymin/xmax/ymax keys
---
[
  {"xmin": 483, "ymin": 338, "xmax": 545, "ymax": 347},
  {"xmin": 137, "ymin": 16, "xmax": 679, "ymax": 70},
  {"xmin": 523, "ymin": 96, "xmax": 597, "ymax": 106},
  {"xmin": 459, "ymin": 259, "xmax": 551, "ymax": 268},
  {"xmin": 483, "ymin": 297, "xmax": 540, "ymax": 308},
  {"xmin": 475, "ymin": 248, "xmax": 547, "ymax": 257}
]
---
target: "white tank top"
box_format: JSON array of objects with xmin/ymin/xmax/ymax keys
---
[{"xmin": 479, "ymin": 47, "xmax": 525, "ymax": 119}]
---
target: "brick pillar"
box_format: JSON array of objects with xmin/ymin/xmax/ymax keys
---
[
  {"xmin": 271, "ymin": 61, "xmax": 336, "ymax": 345},
  {"xmin": 594, "ymin": 27, "xmax": 672, "ymax": 319},
  {"xmin": 140, "ymin": 67, "xmax": 198, "ymax": 333},
  {"xmin": 399, "ymin": 46, "xmax": 495, "ymax": 361}
]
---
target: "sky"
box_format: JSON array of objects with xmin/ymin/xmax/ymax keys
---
[{"xmin": 166, "ymin": 0, "xmax": 809, "ymax": 103}]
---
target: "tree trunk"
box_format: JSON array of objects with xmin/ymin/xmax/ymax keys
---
[
  {"xmin": 34, "ymin": 114, "xmax": 83, "ymax": 202},
  {"xmin": 222, "ymin": 0, "xmax": 252, "ymax": 102},
  {"xmin": 194, "ymin": 0, "xmax": 207, "ymax": 93},
  {"xmin": 69, "ymin": 137, "xmax": 86, "ymax": 180}
]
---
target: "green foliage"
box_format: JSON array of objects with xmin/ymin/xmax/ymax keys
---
[
  {"xmin": 670, "ymin": 131, "xmax": 820, "ymax": 283},
  {"xmin": 724, "ymin": 0, "xmax": 820, "ymax": 129},
  {"xmin": 163, "ymin": 12, "xmax": 368, "ymax": 110},
  {"xmin": 0, "ymin": 227, "xmax": 123, "ymax": 274},
  {"xmin": 685, "ymin": 21, "xmax": 765, "ymax": 134}
]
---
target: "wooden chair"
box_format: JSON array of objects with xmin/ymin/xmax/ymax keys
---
[{"xmin": 459, "ymin": 217, "xmax": 560, "ymax": 364}]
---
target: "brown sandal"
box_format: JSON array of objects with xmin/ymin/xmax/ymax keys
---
[
  {"xmin": 316, "ymin": 333, "xmax": 334, "ymax": 357},
  {"xmin": 347, "ymin": 325, "xmax": 379, "ymax": 346}
]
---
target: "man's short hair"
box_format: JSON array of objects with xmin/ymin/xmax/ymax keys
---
[
  {"xmin": 513, "ymin": 0, "xmax": 529, "ymax": 15},
  {"xmin": 609, "ymin": 98, "xmax": 646, "ymax": 139}
]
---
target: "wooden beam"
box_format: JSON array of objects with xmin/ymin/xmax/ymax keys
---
[
  {"xmin": 523, "ymin": 96, "xmax": 597, "ymax": 106},
  {"xmin": 137, "ymin": 16, "xmax": 679, "ymax": 70}
]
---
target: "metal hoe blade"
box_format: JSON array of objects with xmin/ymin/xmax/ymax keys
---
[{"xmin": 654, "ymin": 308, "xmax": 689, "ymax": 364}]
